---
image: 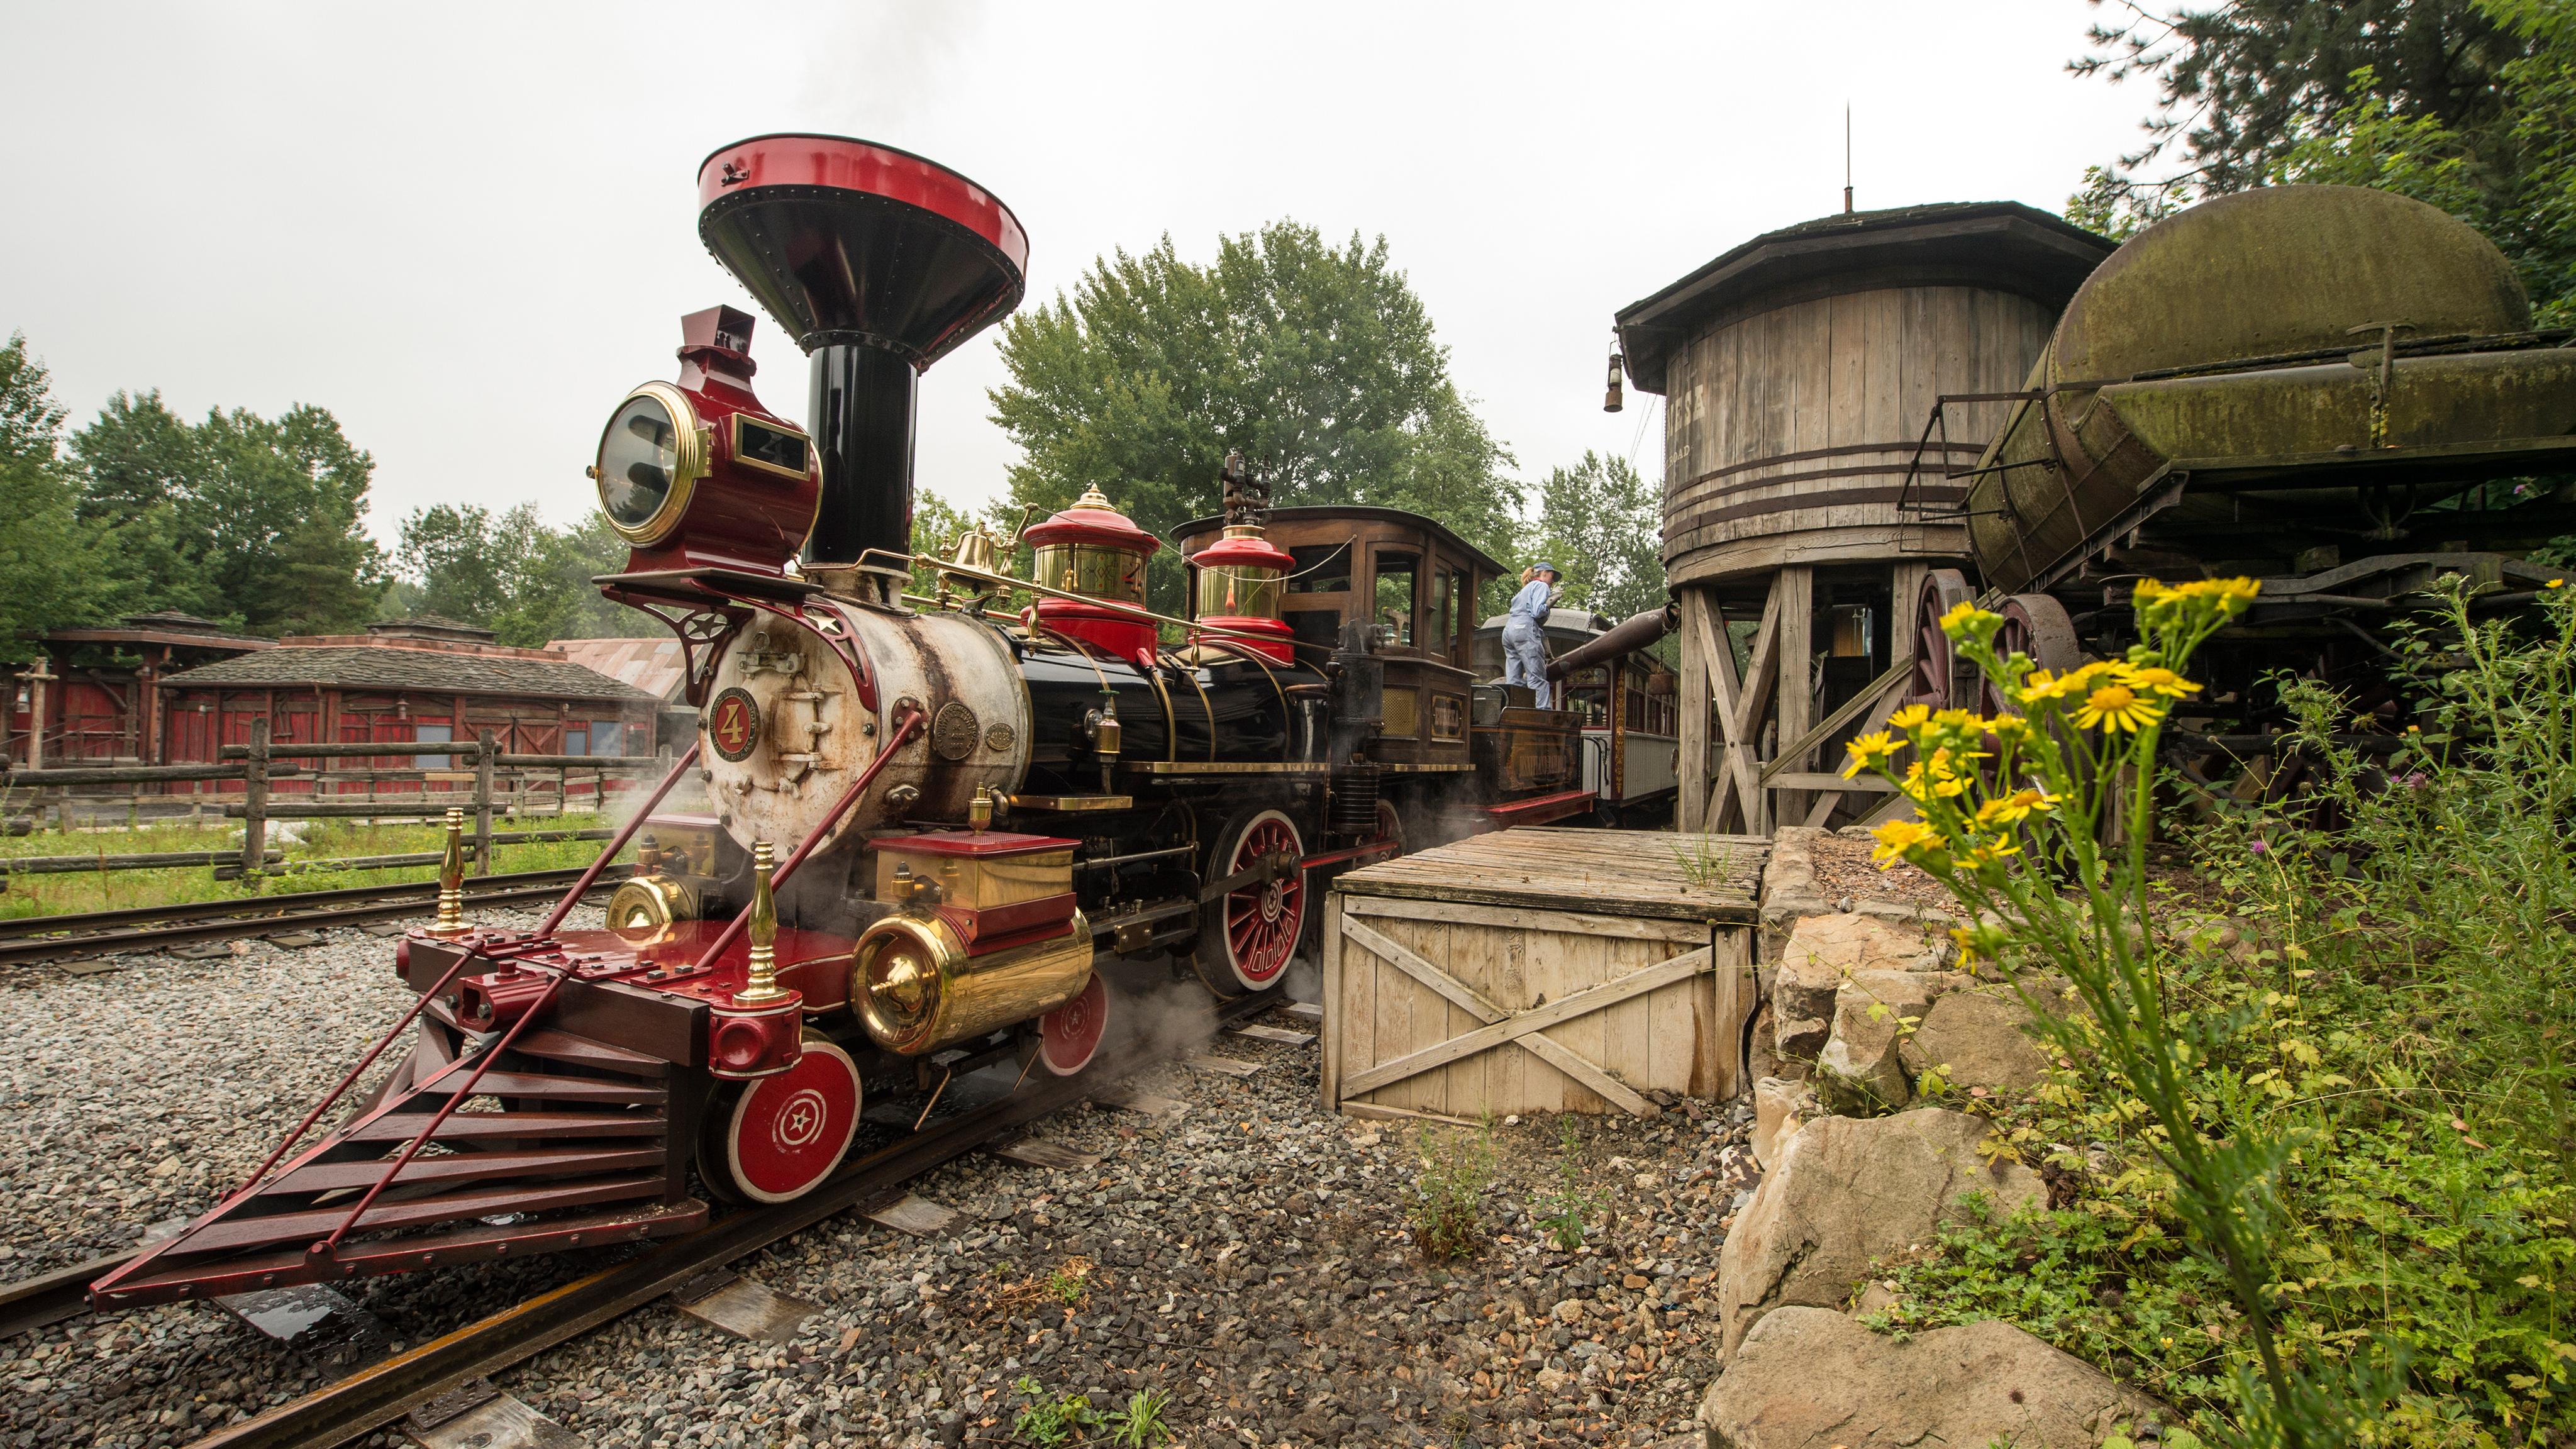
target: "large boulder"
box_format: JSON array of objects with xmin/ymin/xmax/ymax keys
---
[
  {"xmin": 1699, "ymin": 1307, "xmax": 2167, "ymax": 1448},
  {"xmin": 1902, "ymin": 989, "xmax": 2053, "ymax": 1096},
  {"xmin": 1716, "ymin": 1108, "xmax": 2044, "ymax": 1359},
  {"xmin": 1749, "ymin": 1077, "xmax": 1815, "ymax": 1170},
  {"xmin": 1769, "ymin": 914, "xmax": 1941, "ymax": 1062}
]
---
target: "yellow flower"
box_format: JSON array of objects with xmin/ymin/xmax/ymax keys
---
[
  {"xmin": 2124, "ymin": 665, "xmax": 2202, "ymax": 699},
  {"xmin": 1869, "ymin": 818, "xmax": 1945, "ymax": 866},
  {"xmin": 1888, "ymin": 704, "xmax": 1930, "ymax": 731},
  {"xmin": 1974, "ymin": 787, "xmax": 2059, "ymax": 827},
  {"xmin": 2016, "ymin": 669, "xmax": 2085, "ymax": 706},
  {"xmin": 1938, "ymin": 601, "xmax": 2001, "ymax": 645},
  {"xmin": 1841, "ymin": 730, "xmax": 1897, "ymax": 779},
  {"xmin": 1965, "ymin": 838, "xmax": 2021, "ymax": 867},
  {"xmin": 2551, "ymin": 579, "xmax": 2566, "ymax": 589},
  {"xmin": 2075, "ymin": 683, "xmax": 2162, "ymax": 733}
]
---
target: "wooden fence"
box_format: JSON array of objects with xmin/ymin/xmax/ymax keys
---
[{"xmin": 0, "ymin": 721, "xmax": 672, "ymax": 880}]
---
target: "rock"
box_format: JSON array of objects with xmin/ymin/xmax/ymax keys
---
[
  {"xmin": 1748, "ymin": 1078, "xmax": 1813, "ymax": 1171},
  {"xmin": 1811, "ymin": 969, "xmax": 1970, "ymax": 1116},
  {"xmin": 1901, "ymin": 989, "xmax": 2051, "ymax": 1096},
  {"xmin": 1716, "ymin": 1108, "xmax": 2045, "ymax": 1358},
  {"xmin": 1852, "ymin": 896, "xmax": 1951, "ymax": 926},
  {"xmin": 1757, "ymin": 830, "xmax": 1835, "ymax": 958},
  {"xmin": 1770, "ymin": 915, "xmax": 1946, "ymax": 1063},
  {"xmin": 1699, "ymin": 1307, "xmax": 2165, "ymax": 1448}
]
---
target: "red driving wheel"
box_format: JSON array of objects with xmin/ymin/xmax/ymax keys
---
[
  {"xmin": 1909, "ymin": 569, "xmax": 1975, "ymax": 710},
  {"xmin": 714, "ymin": 1035, "xmax": 861, "ymax": 1204},
  {"xmin": 1196, "ymin": 808, "xmax": 1306, "ymax": 996},
  {"xmin": 1038, "ymin": 972, "xmax": 1109, "ymax": 1077}
]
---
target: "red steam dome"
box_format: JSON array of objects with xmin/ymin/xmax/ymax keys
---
[{"xmin": 1023, "ymin": 486, "xmax": 1162, "ymax": 665}]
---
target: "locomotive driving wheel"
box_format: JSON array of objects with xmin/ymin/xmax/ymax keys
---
[
  {"xmin": 1908, "ymin": 569, "xmax": 1976, "ymax": 709},
  {"xmin": 1194, "ymin": 806, "xmax": 1306, "ymax": 997},
  {"xmin": 698, "ymin": 1033, "xmax": 862, "ymax": 1206},
  {"xmin": 1036, "ymin": 972, "xmax": 1110, "ymax": 1076}
]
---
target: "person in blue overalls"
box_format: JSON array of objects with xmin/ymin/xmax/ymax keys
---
[{"xmin": 1502, "ymin": 563, "xmax": 1562, "ymax": 709}]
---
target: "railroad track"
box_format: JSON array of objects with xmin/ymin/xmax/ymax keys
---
[
  {"xmin": 0, "ymin": 867, "xmax": 632, "ymax": 967},
  {"xmin": 84, "ymin": 988, "xmax": 1264, "ymax": 1449}
]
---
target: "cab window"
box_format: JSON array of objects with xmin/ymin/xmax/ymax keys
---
[{"xmin": 1374, "ymin": 551, "xmax": 1418, "ymax": 647}]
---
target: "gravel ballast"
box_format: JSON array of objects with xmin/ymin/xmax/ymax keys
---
[{"xmin": 2, "ymin": 918, "xmax": 1756, "ymax": 1448}]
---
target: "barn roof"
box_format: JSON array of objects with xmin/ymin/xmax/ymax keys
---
[
  {"xmin": 1614, "ymin": 201, "xmax": 2114, "ymax": 394},
  {"xmin": 160, "ymin": 647, "xmax": 657, "ymax": 702},
  {"xmin": 547, "ymin": 638, "xmax": 691, "ymax": 701}
]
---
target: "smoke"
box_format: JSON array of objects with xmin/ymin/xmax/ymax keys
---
[
  {"xmin": 790, "ymin": 1, "xmax": 992, "ymax": 131},
  {"xmin": 1280, "ymin": 952, "xmax": 1321, "ymax": 1007},
  {"xmin": 1104, "ymin": 962, "xmax": 1218, "ymax": 1065}
]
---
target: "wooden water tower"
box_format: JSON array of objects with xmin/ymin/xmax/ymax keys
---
[{"xmin": 1615, "ymin": 203, "xmax": 2112, "ymax": 834}]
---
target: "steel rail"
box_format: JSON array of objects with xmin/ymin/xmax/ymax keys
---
[
  {"xmin": 0, "ymin": 869, "xmax": 632, "ymax": 967},
  {"xmin": 179, "ymin": 989, "xmax": 1277, "ymax": 1449}
]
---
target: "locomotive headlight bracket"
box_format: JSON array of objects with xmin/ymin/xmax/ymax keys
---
[{"xmin": 592, "ymin": 380, "xmax": 710, "ymax": 547}]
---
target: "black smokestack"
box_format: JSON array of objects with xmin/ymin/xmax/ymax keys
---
[{"xmin": 696, "ymin": 135, "xmax": 1028, "ymax": 567}]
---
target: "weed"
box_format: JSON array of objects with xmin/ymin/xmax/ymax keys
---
[
  {"xmin": 1046, "ymin": 1255, "xmax": 1092, "ymax": 1309},
  {"xmin": 1407, "ymin": 1119, "xmax": 1496, "ymax": 1261},
  {"xmin": 1100, "ymin": 1387, "xmax": 1171, "ymax": 1447},
  {"xmin": 1668, "ymin": 836, "xmax": 1740, "ymax": 888},
  {"xmin": 1009, "ymin": 1377, "xmax": 1098, "ymax": 1446},
  {"xmin": 1530, "ymin": 1114, "xmax": 1607, "ymax": 1250}
]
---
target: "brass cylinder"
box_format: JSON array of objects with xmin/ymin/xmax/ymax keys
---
[{"xmin": 849, "ymin": 911, "xmax": 1093, "ymax": 1056}]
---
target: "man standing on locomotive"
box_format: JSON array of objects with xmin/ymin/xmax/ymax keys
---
[{"xmin": 1503, "ymin": 563, "xmax": 1561, "ymax": 708}]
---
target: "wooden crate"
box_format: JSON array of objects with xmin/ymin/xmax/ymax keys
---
[{"xmin": 1322, "ymin": 828, "xmax": 1766, "ymax": 1123}]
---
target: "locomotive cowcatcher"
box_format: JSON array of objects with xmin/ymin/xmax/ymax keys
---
[{"xmin": 90, "ymin": 135, "xmax": 1605, "ymax": 1310}]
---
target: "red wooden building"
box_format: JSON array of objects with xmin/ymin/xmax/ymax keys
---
[
  {"xmin": 8, "ymin": 611, "xmax": 274, "ymax": 767},
  {"xmin": 157, "ymin": 619, "xmax": 660, "ymax": 786}
]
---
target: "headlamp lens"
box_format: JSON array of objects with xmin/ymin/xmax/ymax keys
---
[{"xmin": 598, "ymin": 394, "xmax": 681, "ymax": 531}]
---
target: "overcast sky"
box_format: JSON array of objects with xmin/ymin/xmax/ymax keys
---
[{"xmin": 0, "ymin": 2, "xmax": 2151, "ymax": 558}]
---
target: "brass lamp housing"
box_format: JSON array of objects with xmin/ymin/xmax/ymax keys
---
[
  {"xmin": 849, "ymin": 910, "xmax": 1092, "ymax": 1057},
  {"xmin": 594, "ymin": 381, "xmax": 710, "ymax": 547}
]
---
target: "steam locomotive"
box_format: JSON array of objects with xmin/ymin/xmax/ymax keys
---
[{"xmin": 90, "ymin": 135, "xmax": 1616, "ymax": 1309}]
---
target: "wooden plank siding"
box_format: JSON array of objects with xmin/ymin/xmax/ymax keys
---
[{"xmin": 1324, "ymin": 829, "xmax": 1763, "ymax": 1120}]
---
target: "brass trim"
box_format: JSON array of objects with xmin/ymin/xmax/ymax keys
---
[
  {"xmin": 1380, "ymin": 762, "xmax": 1477, "ymax": 774},
  {"xmin": 1133, "ymin": 760, "xmax": 1328, "ymax": 775},
  {"xmin": 1007, "ymin": 794, "xmax": 1135, "ymax": 811},
  {"xmin": 596, "ymin": 381, "xmax": 707, "ymax": 547},
  {"xmin": 729, "ymin": 412, "xmax": 814, "ymax": 483}
]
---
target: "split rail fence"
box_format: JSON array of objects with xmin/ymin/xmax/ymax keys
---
[{"xmin": 0, "ymin": 720, "xmax": 674, "ymax": 883}]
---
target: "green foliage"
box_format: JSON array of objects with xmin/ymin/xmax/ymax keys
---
[
  {"xmin": 1531, "ymin": 1114, "xmax": 1608, "ymax": 1251},
  {"xmin": 1100, "ymin": 1387, "xmax": 1172, "ymax": 1448},
  {"xmin": 1010, "ymin": 1376, "xmax": 1099, "ymax": 1446},
  {"xmin": 391, "ymin": 503, "xmax": 634, "ymax": 647},
  {"xmin": 1854, "ymin": 575, "xmax": 2576, "ymax": 1443},
  {"xmin": 1406, "ymin": 1119, "xmax": 1496, "ymax": 1261},
  {"xmin": 1530, "ymin": 450, "xmax": 1664, "ymax": 625},
  {"xmin": 0, "ymin": 335, "xmax": 108, "ymax": 663},
  {"xmin": 1854, "ymin": 580, "xmax": 2382, "ymax": 1446},
  {"xmin": 989, "ymin": 221, "xmax": 1519, "ymax": 613},
  {"xmin": 2067, "ymin": 0, "xmax": 2576, "ymax": 319},
  {"xmin": 68, "ymin": 386, "xmax": 386, "ymax": 636}
]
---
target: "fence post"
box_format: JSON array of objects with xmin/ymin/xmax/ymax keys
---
[
  {"xmin": 473, "ymin": 729, "xmax": 496, "ymax": 876},
  {"xmin": 240, "ymin": 717, "xmax": 270, "ymax": 879}
]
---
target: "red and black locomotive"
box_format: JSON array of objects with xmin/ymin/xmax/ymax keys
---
[{"xmin": 91, "ymin": 135, "xmax": 1605, "ymax": 1310}]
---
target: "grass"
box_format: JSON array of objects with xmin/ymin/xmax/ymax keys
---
[
  {"xmin": 0, "ymin": 813, "xmax": 621, "ymax": 920},
  {"xmin": 1407, "ymin": 1119, "xmax": 1498, "ymax": 1262},
  {"xmin": 1531, "ymin": 1113, "xmax": 1611, "ymax": 1251}
]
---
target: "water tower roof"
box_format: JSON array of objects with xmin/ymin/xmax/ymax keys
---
[{"xmin": 1615, "ymin": 201, "xmax": 2114, "ymax": 394}]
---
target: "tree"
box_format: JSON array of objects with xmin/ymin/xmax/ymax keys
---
[
  {"xmin": 2067, "ymin": 0, "xmax": 2575, "ymax": 319},
  {"xmin": 68, "ymin": 393, "xmax": 386, "ymax": 634},
  {"xmin": 989, "ymin": 221, "xmax": 1519, "ymax": 612},
  {"xmin": 0, "ymin": 335, "xmax": 108, "ymax": 662},
  {"xmin": 1530, "ymin": 452, "xmax": 1665, "ymax": 625},
  {"xmin": 393, "ymin": 502, "xmax": 639, "ymax": 648}
]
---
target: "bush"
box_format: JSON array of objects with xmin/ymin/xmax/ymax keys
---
[
  {"xmin": 1848, "ymin": 575, "xmax": 2576, "ymax": 1446},
  {"xmin": 1407, "ymin": 1121, "xmax": 1496, "ymax": 1261}
]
